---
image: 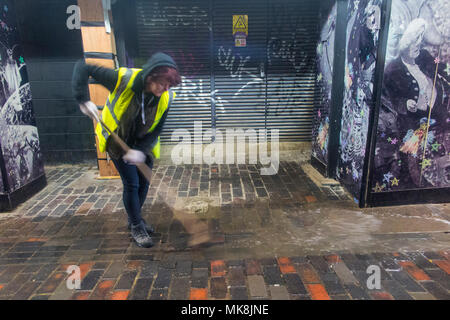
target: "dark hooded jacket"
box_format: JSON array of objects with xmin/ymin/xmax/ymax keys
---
[{"xmin": 72, "ymin": 53, "xmax": 177, "ymax": 163}]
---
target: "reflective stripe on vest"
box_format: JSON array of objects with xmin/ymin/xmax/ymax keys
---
[{"xmin": 95, "ymin": 68, "xmax": 175, "ymax": 159}]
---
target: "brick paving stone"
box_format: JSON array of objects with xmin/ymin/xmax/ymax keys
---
[
  {"xmin": 169, "ymin": 277, "xmax": 190, "ymax": 300},
  {"xmin": 277, "ymin": 257, "xmax": 296, "ymax": 274},
  {"xmin": 175, "ymin": 260, "xmax": 192, "ymax": 276},
  {"xmin": 398, "ymin": 261, "xmax": 431, "ymax": 281},
  {"xmin": 103, "ymin": 261, "xmax": 126, "ymax": 278},
  {"xmin": 381, "ymin": 280, "xmax": 413, "ymax": 300},
  {"xmin": 420, "ymin": 281, "xmax": 450, "ymax": 300},
  {"xmin": 387, "ymin": 270, "xmax": 426, "ymax": 292},
  {"xmin": 319, "ymin": 272, "xmax": 347, "ymax": 295},
  {"xmin": 262, "ymin": 265, "xmax": 284, "ymax": 285},
  {"xmin": 247, "ymin": 275, "xmax": 268, "ymax": 298},
  {"xmin": 423, "ymin": 269, "xmax": 450, "ymax": 290},
  {"xmin": 89, "ymin": 279, "xmax": 116, "ymax": 300},
  {"xmin": 211, "ymin": 260, "xmax": 227, "ymax": 277},
  {"xmin": 230, "ymin": 287, "xmax": 248, "ymax": 300},
  {"xmin": 129, "ymin": 277, "xmax": 153, "ymax": 300},
  {"xmin": 153, "ymin": 268, "xmax": 172, "ymax": 289},
  {"xmin": 344, "ymin": 285, "xmax": 371, "ymax": 300},
  {"xmin": 80, "ymin": 270, "xmax": 104, "ymax": 290},
  {"xmin": 191, "ymin": 268, "xmax": 209, "ymax": 288},
  {"xmin": 283, "ymin": 273, "xmax": 307, "ymax": 295},
  {"xmin": 115, "ymin": 270, "xmax": 138, "ymax": 290},
  {"xmin": 408, "ymin": 292, "xmax": 436, "ymax": 300},
  {"xmin": 405, "ymin": 252, "xmax": 437, "ymax": 270},
  {"xmin": 297, "ymin": 263, "xmax": 321, "ymax": 284},
  {"xmin": 210, "ymin": 277, "xmax": 227, "ymax": 299},
  {"xmin": 227, "ymin": 267, "xmax": 246, "ymax": 287},
  {"xmin": 269, "ymin": 285, "xmax": 290, "ymax": 300},
  {"xmin": 370, "ymin": 291, "xmax": 394, "ymax": 300},
  {"xmin": 434, "ymin": 260, "xmax": 450, "ymax": 275},
  {"xmin": 307, "ymin": 255, "xmax": 332, "ymax": 273},
  {"xmin": 189, "ymin": 288, "xmax": 208, "ymax": 300},
  {"xmin": 306, "ymin": 284, "xmax": 330, "ymax": 300},
  {"xmin": 108, "ymin": 290, "xmax": 130, "ymax": 300},
  {"xmin": 331, "ymin": 262, "xmax": 359, "ymax": 285},
  {"xmin": 245, "ymin": 259, "xmax": 262, "ymax": 275}
]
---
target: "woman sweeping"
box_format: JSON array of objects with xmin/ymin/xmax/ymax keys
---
[{"xmin": 72, "ymin": 52, "xmax": 181, "ymax": 247}]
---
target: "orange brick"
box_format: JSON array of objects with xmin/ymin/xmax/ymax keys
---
[
  {"xmin": 324, "ymin": 254, "xmax": 341, "ymax": 263},
  {"xmin": 91, "ymin": 280, "xmax": 115, "ymax": 299},
  {"xmin": 127, "ymin": 261, "xmax": 143, "ymax": 270},
  {"xmin": 109, "ymin": 290, "xmax": 130, "ymax": 300},
  {"xmin": 439, "ymin": 250, "xmax": 450, "ymax": 261},
  {"xmin": 189, "ymin": 288, "xmax": 208, "ymax": 300},
  {"xmin": 76, "ymin": 203, "xmax": 93, "ymax": 214},
  {"xmin": 371, "ymin": 292, "xmax": 394, "ymax": 300},
  {"xmin": 398, "ymin": 261, "xmax": 430, "ymax": 281},
  {"xmin": 434, "ymin": 260, "xmax": 450, "ymax": 275},
  {"xmin": 26, "ymin": 238, "xmax": 47, "ymax": 242},
  {"xmin": 297, "ymin": 263, "xmax": 321, "ymax": 283},
  {"xmin": 72, "ymin": 291, "xmax": 90, "ymax": 300},
  {"xmin": 0, "ymin": 285, "xmax": 3, "ymax": 291},
  {"xmin": 307, "ymin": 284, "xmax": 330, "ymax": 300},
  {"xmin": 277, "ymin": 257, "xmax": 296, "ymax": 274},
  {"xmin": 305, "ymin": 195, "xmax": 317, "ymax": 203},
  {"xmin": 211, "ymin": 260, "xmax": 227, "ymax": 277},
  {"xmin": 79, "ymin": 263, "xmax": 95, "ymax": 280}
]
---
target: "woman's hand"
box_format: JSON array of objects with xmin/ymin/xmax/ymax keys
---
[
  {"xmin": 80, "ymin": 101, "xmax": 100, "ymax": 121},
  {"xmin": 123, "ymin": 149, "xmax": 146, "ymax": 165}
]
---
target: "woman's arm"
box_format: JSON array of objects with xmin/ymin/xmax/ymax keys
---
[{"xmin": 72, "ymin": 59, "xmax": 119, "ymax": 103}]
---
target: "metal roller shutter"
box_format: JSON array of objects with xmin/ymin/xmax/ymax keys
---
[
  {"xmin": 136, "ymin": 0, "xmax": 212, "ymax": 143},
  {"xmin": 135, "ymin": 0, "xmax": 320, "ymax": 142},
  {"xmin": 266, "ymin": 0, "xmax": 321, "ymax": 141}
]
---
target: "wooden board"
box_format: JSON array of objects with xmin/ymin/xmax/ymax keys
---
[
  {"xmin": 78, "ymin": 0, "xmax": 104, "ymax": 22},
  {"xmin": 86, "ymin": 58, "xmax": 115, "ymax": 69},
  {"xmin": 98, "ymin": 159, "xmax": 119, "ymax": 177},
  {"xmin": 88, "ymin": 83, "xmax": 110, "ymax": 106},
  {"xmin": 81, "ymin": 26, "xmax": 114, "ymax": 53}
]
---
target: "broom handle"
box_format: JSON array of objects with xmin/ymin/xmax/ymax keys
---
[{"xmin": 98, "ymin": 119, "xmax": 153, "ymax": 182}]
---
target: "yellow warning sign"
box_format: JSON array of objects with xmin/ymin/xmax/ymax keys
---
[{"xmin": 233, "ymin": 15, "xmax": 248, "ymax": 36}]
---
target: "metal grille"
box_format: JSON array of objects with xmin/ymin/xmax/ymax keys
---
[
  {"xmin": 266, "ymin": 0, "xmax": 321, "ymax": 141},
  {"xmin": 135, "ymin": 0, "xmax": 320, "ymax": 142},
  {"xmin": 136, "ymin": 0, "xmax": 212, "ymax": 143}
]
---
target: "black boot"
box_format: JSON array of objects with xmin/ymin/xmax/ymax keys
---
[
  {"xmin": 128, "ymin": 218, "xmax": 155, "ymax": 234},
  {"xmin": 130, "ymin": 221, "xmax": 154, "ymax": 248}
]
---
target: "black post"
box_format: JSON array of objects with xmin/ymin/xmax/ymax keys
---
[
  {"xmin": 326, "ymin": 0, "xmax": 347, "ymax": 178},
  {"xmin": 361, "ymin": 0, "xmax": 392, "ymax": 207}
]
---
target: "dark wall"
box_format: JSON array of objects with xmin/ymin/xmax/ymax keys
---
[{"xmin": 14, "ymin": 0, "xmax": 97, "ymax": 164}]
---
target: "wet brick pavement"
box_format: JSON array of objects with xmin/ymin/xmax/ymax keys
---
[{"xmin": 0, "ymin": 162, "xmax": 449, "ymax": 300}]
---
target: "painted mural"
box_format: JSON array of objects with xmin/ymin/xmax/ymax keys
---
[
  {"xmin": 311, "ymin": 0, "xmax": 336, "ymax": 166},
  {"xmin": 337, "ymin": 0, "xmax": 382, "ymax": 200},
  {"xmin": 371, "ymin": 0, "xmax": 449, "ymax": 192},
  {"xmin": 0, "ymin": 0, "xmax": 44, "ymax": 194}
]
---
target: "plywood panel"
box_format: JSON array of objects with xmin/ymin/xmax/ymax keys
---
[
  {"xmin": 88, "ymin": 83, "xmax": 110, "ymax": 106},
  {"xmin": 98, "ymin": 159, "xmax": 119, "ymax": 177},
  {"xmin": 86, "ymin": 58, "xmax": 115, "ymax": 69},
  {"xmin": 81, "ymin": 26, "xmax": 114, "ymax": 53},
  {"xmin": 78, "ymin": 0, "xmax": 104, "ymax": 22}
]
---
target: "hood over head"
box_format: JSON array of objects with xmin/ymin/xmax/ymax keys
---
[{"xmin": 141, "ymin": 52, "xmax": 178, "ymax": 85}]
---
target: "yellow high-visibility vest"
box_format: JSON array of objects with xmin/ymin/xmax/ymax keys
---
[{"xmin": 94, "ymin": 67, "xmax": 175, "ymax": 159}]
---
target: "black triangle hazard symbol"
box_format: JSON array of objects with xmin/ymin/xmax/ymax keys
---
[{"xmin": 234, "ymin": 16, "xmax": 247, "ymax": 30}]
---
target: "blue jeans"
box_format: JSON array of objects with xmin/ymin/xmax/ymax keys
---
[{"xmin": 112, "ymin": 157, "xmax": 152, "ymax": 226}]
